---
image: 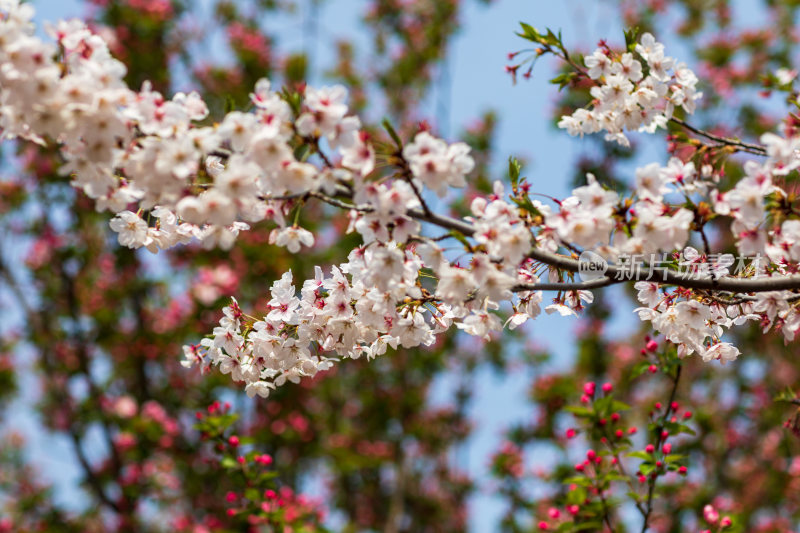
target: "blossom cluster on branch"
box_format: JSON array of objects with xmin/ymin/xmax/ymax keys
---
[
  {"xmin": 557, "ymin": 32, "xmax": 702, "ymax": 146},
  {"xmin": 5, "ymin": 0, "xmax": 800, "ymax": 397}
]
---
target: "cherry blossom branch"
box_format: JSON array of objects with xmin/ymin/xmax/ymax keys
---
[
  {"xmin": 525, "ymin": 249, "xmax": 800, "ymax": 293},
  {"xmin": 307, "ymin": 187, "xmax": 800, "ymax": 294},
  {"xmin": 512, "ymin": 277, "xmax": 624, "ymax": 292},
  {"xmin": 669, "ymin": 118, "xmax": 767, "ymax": 156},
  {"xmin": 387, "ymin": 201, "xmax": 800, "ymax": 294},
  {"xmin": 307, "ymin": 190, "xmax": 365, "ymax": 211}
]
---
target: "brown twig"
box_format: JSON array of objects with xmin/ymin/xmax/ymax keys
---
[
  {"xmin": 669, "ymin": 118, "xmax": 767, "ymax": 156},
  {"xmin": 640, "ymin": 364, "xmax": 682, "ymax": 533}
]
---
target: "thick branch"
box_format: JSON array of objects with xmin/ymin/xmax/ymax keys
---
[
  {"xmin": 524, "ymin": 248, "xmax": 800, "ymax": 293},
  {"xmin": 306, "ymin": 189, "xmax": 800, "ymax": 295}
]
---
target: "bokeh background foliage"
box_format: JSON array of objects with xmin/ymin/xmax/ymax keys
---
[{"xmin": 2, "ymin": 0, "xmax": 800, "ymax": 531}]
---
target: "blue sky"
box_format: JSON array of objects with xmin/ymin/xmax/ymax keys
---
[{"xmin": 13, "ymin": 0, "xmax": 640, "ymax": 530}]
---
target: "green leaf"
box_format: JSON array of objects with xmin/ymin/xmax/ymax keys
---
[
  {"xmin": 517, "ymin": 22, "xmax": 541, "ymax": 42},
  {"xmin": 221, "ymin": 457, "xmax": 238, "ymax": 469},
  {"xmin": 630, "ymin": 360, "xmax": 652, "ymax": 379},
  {"xmin": 382, "ymin": 118, "xmax": 403, "ymax": 149},
  {"xmin": 511, "ymin": 195, "xmax": 542, "ymax": 216},
  {"xmin": 294, "ymin": 143, "xmax": 310, "ymax": 162},
  {"xmin": 549, "ymin": 71, "xmax": 577, "ymax": 91},
  {"xmin": 284, "ymin": 52, "xmax": 308, "ymax": 85},
  {"xmin": 544, "ymin": 28, "xmax": 563, "ymax": 49},
  {"xmin": 664, "ymin": 421, "xmax": 696, "ymax": 436},
  {"xmin": 563, "ymin": 476, "xmax": 592, "ymax": 487},
  {"xmin": 508, "ymin": 156, "xmax": 521, "ymax": 188},
  {"xmin": 774, "ymin": 386, "xmax": 798, "ymax": 403},
  {"xmin": 448, "ymin": 230, "xmax": 473, "ymax": 251},
  {"xmin": 610, "ymin": 400, "xmax": 631, "ymax": 412},
  {"xmin": 627, "ymin": 451, "xmax": 651, "ymax": 460},
  {"xmin": 516, "ymin": 23, "xmax": 562, "ymax": 47},
  {"xmin": 223, "ymin": 94, "xmax": 237, "ymax": 115},
  {"xmin": 624, "ymin": 27, "xmax": 641, "ymax": 53},
  {"xmin": 566, "ymin": 486, "xmax": 587, "ymax": 505},
  {"xmin": 565, "ymin": 405, "xmax": 595, "ymax": 418}
]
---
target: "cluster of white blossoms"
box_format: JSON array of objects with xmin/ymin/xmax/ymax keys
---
[
  {"xmin": 633, "ymin": 281, "xmax": 749, "ymax": 363},
  {"xmin": 557, "ymin": 33, "xmax": 702, "ymax": 146},
  {"xmin": 0, "ymin": 0, "xmax": 381, "ymax": 253},
  {"xmin": 182, "ymin": 182, "xmax": 552, "ymax": 396},
  {"xmin": 8, "ymin": 0, "xmax": 800, "ymax": 395}
]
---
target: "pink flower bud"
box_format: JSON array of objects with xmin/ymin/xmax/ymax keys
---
[
  {"xmin": 586, "ymin": 450, "xmax": 596, "ymax": 461},
  {"xmin": 537, "ymin": 521, "xmax": 549, "ymax": 530},
  {"xmin": 567, "ymin": 504, "xmax": 580, "ymax": 515},
  {"xmin": 602, "ymin": 382, "xmax": 613, "ymax": 393},
  {"xmin": 663, "ymin": 443, "xmax": 672, "ymax": 454},
  {"xmin": 703, "ymin": 505, "xmax": 719, "ymax": 525},
  {"xmin": 645, "ymin": 444, "xmax": 655, "ymax": 454},
  {"xmin": 678, "ymin": 466, "xmax": 687, "ymax": 475},
  {"xmin": 720, "ymin": 517, "xmax": 732, "ymax": 528},
  {"xmin": 583, "ymin": 382, "xmax": 596, "ymax": 396},
  {"xmin": 648, "ymin": 364, "xmax": 658, "ymax": 373},
  {"xmin": 566, "ymin": 428, "xmax": 576, "ymax": 439},
  {"xmin": 548, "ymin": 507, "xmax": 560, "ymax": 519},
  {"xmin": 228, "ymin": 435, "xmax": 240, "ymax": 447},
  {"xmin": 646, "ymin": 340, "xmax": 659, "ymax": 352}
]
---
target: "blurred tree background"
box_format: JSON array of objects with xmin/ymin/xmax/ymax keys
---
[{"xmin": 2, "ymin": 0, "xmax": 800, "ymax": 532}]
